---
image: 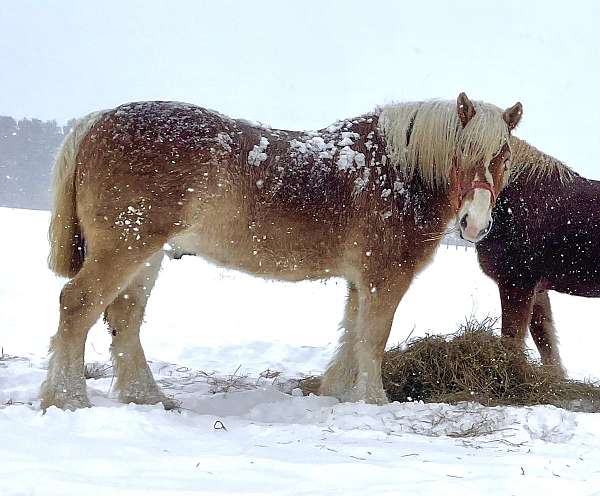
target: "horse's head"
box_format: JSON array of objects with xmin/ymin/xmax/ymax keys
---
[{"xmin": 451, "ymin": 92, "xmax": 522, "ymax": 243}]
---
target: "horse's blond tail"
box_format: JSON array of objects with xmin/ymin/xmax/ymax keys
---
[{"xmin": 48, "ymin": 111, "xmax": 106, "ymax": 278}]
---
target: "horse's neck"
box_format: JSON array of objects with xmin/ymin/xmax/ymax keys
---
[
  {"xmin": 362, "ymin": 127, "xmax": 457, "ymax": 238},
  {"xmin": 399, "ymin": 178, "xmax": 456, "ymax": 237}
]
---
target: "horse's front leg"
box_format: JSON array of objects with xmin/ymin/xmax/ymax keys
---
[
  {"xmin": 499, "ymin": 283, "xmax": 535, "ymax": 345},
  {"xmin": 319, "ymin": 282, "xmax": 360, "ymax": 399},
  {"xmin": 347, "ymin": 277, "xmax": 411, "ymax": 404}
]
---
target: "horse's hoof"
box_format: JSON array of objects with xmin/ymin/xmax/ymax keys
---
[
  {"xmin": 41, "ymin": 394, "xmax": 92, "ymax": 412},
  {"xmin": 369, "ymin": 393, "xmax": 389, "ymax": 405},
  {"xmin": 347, "ymin": 384, "xmax": 389, "ymax": 405},
  {"xmin": 161, "ymin": 396, "xmax": 180, "ymax": 411},
  {"xmin": 118, "ymin": 388, "xmax": 179, "ymax": 410}
]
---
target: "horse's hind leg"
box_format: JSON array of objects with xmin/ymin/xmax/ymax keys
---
[
  {"xmin": 104, "ymin": 251, "xmax": 175, "ymax": 408},
  {"xmin": 320, "ymin": 282, "xmax": 359, "ymax": 398},
  {"xmin": 41, "ymin": 250, "xmax": 150, "ymax": 411},
  {"xmin": 530, "ymin": 291, "xmax": 565, "ymax": 378}
]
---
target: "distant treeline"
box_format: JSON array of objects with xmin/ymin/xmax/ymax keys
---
[{"xmin": 0, "ymin": 116, "xmax": 74, "ymax": 210}]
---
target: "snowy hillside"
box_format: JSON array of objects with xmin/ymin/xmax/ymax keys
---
[{"xmin": 1, "ymin": 207, "xmax": 600, "ymax": 495}]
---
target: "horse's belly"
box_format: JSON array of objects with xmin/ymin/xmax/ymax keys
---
[
  {"xmin": 539, "ymin": 264, "xmax": 600, "ymax": 297},
  {"xmin": 545, "ymin": 278, "xmax": 600, "ymax": 298},
  {"xmin": 167, "ymin": 227, "xmax": 337, "ymax": 281}
]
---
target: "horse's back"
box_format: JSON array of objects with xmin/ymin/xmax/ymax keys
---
[
  {"xmin": 77, "ymin": 101, "xmax": 238, "ymax": 180},
  {"xmin": 74, "ymin": 100, "xmax": 367, "ymax": 208}
]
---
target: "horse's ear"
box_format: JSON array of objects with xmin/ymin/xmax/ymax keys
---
[
  {"xmin": 503, "ymin": 102, "xmax": 523, "ymax": 131},
  {"xmin": 457, "ymin": 92, "xmax": 476, "ymax": 128}
]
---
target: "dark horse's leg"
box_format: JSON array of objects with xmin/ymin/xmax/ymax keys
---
[
  {"xmin": 529, "ymin": 291, "xmax": 565, "ymax": 378},
  {"xmin": 499, "ymin": 284, "xmax": 535, "ymax": 344}
]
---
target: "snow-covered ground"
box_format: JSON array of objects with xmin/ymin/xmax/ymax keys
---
[{"xmin": 1, "ymin": 207, "xmax": 600, "ymax": 495}]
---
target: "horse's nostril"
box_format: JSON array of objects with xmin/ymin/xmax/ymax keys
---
[{"xmin": 460, "ymin": 215, "xmax": 468, "ymax": 230}]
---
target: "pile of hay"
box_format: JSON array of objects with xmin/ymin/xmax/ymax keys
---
[
  {"xmin": 381, "ymin": 318, "xmax": 600, "ymax": 411},
  {"xmin": 300, "ymin": 318, "xmax": 600, "ymax": 411}
]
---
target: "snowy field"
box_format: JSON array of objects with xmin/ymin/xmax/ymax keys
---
[{"xmin": 1, "ymin": 207, "xmax": 600, "ymax": 495}]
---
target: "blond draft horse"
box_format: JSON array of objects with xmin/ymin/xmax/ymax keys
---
[{"xmin": 41, "ymin": 93, "xmax": 522, "ymax": 410}]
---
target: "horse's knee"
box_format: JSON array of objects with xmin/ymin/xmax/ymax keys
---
[
  {"xmin": 105, "ymin": 297, "xmax": 144, "ymax": 332},
  {"xmin": 59, "ymin": 280, "xmax": 86, "ymax": 313}
]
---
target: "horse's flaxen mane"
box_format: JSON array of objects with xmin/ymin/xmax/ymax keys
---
[
  {"xmin": 509, "ymin": 136, "xmax": 575, "ymax": 184},
  {"xmin": 379, "ymin": 100, "xmax": 510, "ymax": 190}
]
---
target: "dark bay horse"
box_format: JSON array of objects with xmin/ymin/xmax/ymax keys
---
[
  {"xmin": 41, "ymin": 93, "xmax": 522, "ymax": 410},
  {"xmin": 477, "ymin": 137, "xmax": 596, "ymax": 377}
]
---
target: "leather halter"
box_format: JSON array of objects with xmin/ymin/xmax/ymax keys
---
[
  {"xmin": 458, "ymin": 179, "xmax": 497, "ymax": 208},
  {"xmin": 451, "ymin": 157, "xmax": 497, "ymax": 212}
]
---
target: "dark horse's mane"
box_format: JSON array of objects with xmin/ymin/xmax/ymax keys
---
[{"xmin": 509, "ymin": 136, "xmax": 577, "ymax": 184}]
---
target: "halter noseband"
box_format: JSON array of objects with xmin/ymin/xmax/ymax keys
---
[{"xmin": 458, "ymin": 180, "xmax": 497, "ymax": 208}]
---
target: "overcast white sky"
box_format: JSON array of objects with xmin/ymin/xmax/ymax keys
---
[{"xmin": 1, "ymin": 0, "xmax": 599, "ymax": 177}]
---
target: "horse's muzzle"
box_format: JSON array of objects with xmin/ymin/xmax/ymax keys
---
[{"xmin": 459, "ymin": 214, "xmax": 493, "ymax": 243}]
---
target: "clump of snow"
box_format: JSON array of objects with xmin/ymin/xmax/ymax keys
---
[
  {"xmin": 337, "ymin": 147, "xmax": 366, "ymax": 172},
  {"xmin": 216, "ymin": 132, "xmax": 233, "ymax": 152},
  {"xmin": 353, "ymin": 172, "xmax": 370, "ymax": 194},
  {"xmin": 337, "ymin": 131, "xmax": 360, "ymax": 147},
  {"xmin": 247, "ymin": 137, "xmax": 269, "ymax": 166},
  {"xmin": 325, "ymin": 120, "xmax": 345, "ymax": 133},
  {"xmin": 393, "ymin": 179, "xmax": 405, "ymax": 195},
  {"xmin": 290, "ymin": 136, "xmax": 337, "ymax": 160},
  {"xmin": 289, "ymin": 138, "xmax": 308, "ymax": 154},
  {"xmin": 114, "ymin": 200, "xmax": 148, "ymax": 241}
]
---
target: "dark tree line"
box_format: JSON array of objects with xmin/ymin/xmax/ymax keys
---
[{"xmin": 0, "ymin": 116, "xmax": 74, "ymax": 210}]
